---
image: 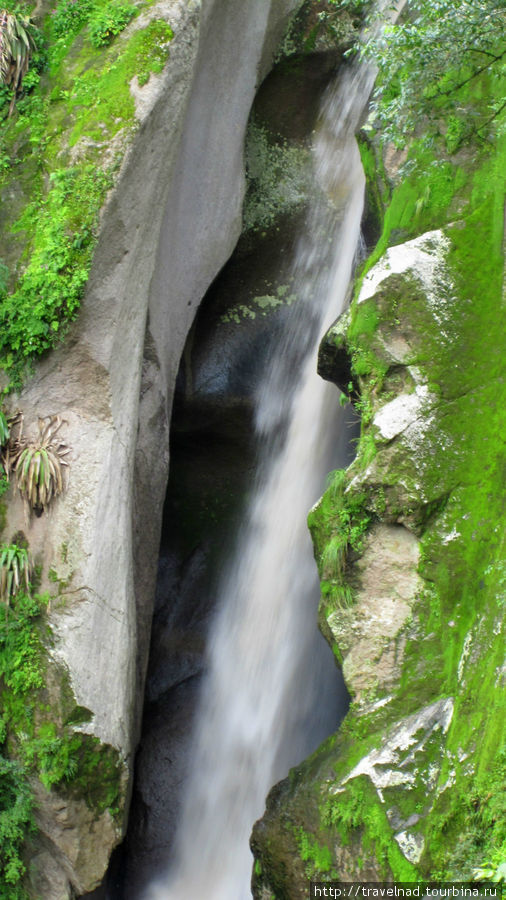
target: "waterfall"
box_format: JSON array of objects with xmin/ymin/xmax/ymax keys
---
[{"xmin": 144, "ymin": 58, "xmax": 374, "ymax": 900}]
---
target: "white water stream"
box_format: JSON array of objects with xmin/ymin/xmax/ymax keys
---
[{"xmin": 145, "ymin": 58, "xmax": 376, "ymax": 900}]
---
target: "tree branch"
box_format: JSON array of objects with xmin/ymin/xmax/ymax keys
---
[{"xmin": 434, "ymin": 50, "xmax": 506, "ymax": 98}]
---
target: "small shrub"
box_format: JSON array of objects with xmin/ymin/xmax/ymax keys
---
[
  {"xmin": 50, "ymin": 0, "xmax": 94, "ymax": 40},
  {"xmin": 88, "ymin": 4, "xmax": 135, "ymax": 48}
]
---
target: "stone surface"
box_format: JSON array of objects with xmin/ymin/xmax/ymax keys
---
[
  {"xmin": 358, "ymin": 230, "xmax": 453, "ymax": 307},
  {"xmin": 1, "ymin": 0, "xmax": 304, "ymax": 894},
  {"xmin": 117, "ymin": 42, "xmax": 340, "ymax": 883},
  {"xmin": 326, "ymin": 523, "xmax": 422, "ymax": 703},
  {"xmin": 28, "ymin": 781, "xmax": 120, "ymax": 897}
]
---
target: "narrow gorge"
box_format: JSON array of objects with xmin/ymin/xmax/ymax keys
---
[{"xmin": 0, "ymin": 1, "xmax": 503, "ymax": 899}]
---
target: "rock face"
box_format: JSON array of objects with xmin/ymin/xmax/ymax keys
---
[
  {"xmin": 0, "ymin": 0, "xmax": 304, "ymax": 895},
  {"xmin": 116, "ymin": 35, "xmax": 346, "ymax": 891},
  {"xmin": 328, "ymin": 522, "xmax": 421, "ymax": 702},
  {"xmin": 252, "ymin": 166, "xmax": 505, "ymax": 895}
]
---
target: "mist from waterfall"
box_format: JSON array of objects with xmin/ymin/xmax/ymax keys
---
[{"xmin": 144, "ymin": 58, "xmax": 376, "ymax": 900}]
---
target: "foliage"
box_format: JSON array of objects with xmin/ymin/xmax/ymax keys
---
[
  {"xmin": 293, "ymin": 826, "xmax": 334, "ymax": 878},
  {"xmin": 0, "ymin": 588, "xmax": 44, "ymax": 894},
  {"xmin": 88, "ymin": 3, "xmax": 135, "ymax": 48},
  {"xmin": 50, "ymin": 0, "xmax": 136, "ymax": 49},
  {"xmin": 0, "ymin": 165, "xmax": 113, "ymax": 380},
  {"xmin": 0, "ymin": 9, "xmax": 36, "ymax": 113},
  {"xmin": 0, "ymin": 578, "xmax": 123, "ymax": 887},
  {"xmin": 50, "ymin": 0, "xmax": 94, "ymax": 41},
  {"xmin": 0, "ymin": 544, "xmax": 31, "ymax": 606},
  {"xmin": 11, "ymin": 416, "xmax": 69, "ymax": 512},
  {"xmin": 473, "ymin": 860, "xmax": 506, "ymax": 882},
  {"xmin": 314, "ymin": 0, "xmax": 371, "ymax": 45},
  {"xmin": 362, "ymin": 0, "xmax": 506, "ymax": 148},
  {"xmin": 0, "ymin": 4, "xmax": 174, "ymax": 383},
  {"xmin": 309, "ymin": 468, "xmax": 372, "ymax": 617},
  {"xmin": 0, "ymin": 260, "xmax": 7, "ymax": 294},
  {"xmin": 0, "ymin": 753, "xmax": 34, "ymax": 895}
]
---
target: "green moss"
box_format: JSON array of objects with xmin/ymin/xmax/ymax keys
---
[
  {"xmin": 323, "ymin": 776, "xmax": 418, "ymax": 880},
  {"xmin": 293, "ymin": 826, "xmax": 335, "ymax": 878},
  {"xmin": 0, "ymin": 3, "xmax": 174, "ymax": 384},
  {"xmin": 243, "ymin": 119, "xmax": 311, "ymax": 232},
  {"xmin": 67, "ymin": 18, "xmax": 173, "ymax": 147},
  {"xmin": 220, "ymin": 283, "xmax": 297, "ymax": 324}
]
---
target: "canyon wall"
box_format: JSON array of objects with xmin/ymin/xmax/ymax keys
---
[{"xmin": 0, "ymin": 1, "xmax": 303, "ymax": 895}]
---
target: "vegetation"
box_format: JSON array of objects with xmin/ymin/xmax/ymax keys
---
[
  {"xmin": 308, "ymin": 468, "xmax": 372, "ymax": 620},
  {"xmin": 0, "ymin": 9, "xmax": 36, "ymax": 115},
  {"xmin": 0, "ymin": 753, "xmax": 34, "ymax": 898},
  {"xmin": 88, "ymin": 3, "xmax": 135, "ymax": 48},
  {"xmin": 0, "ymin": 564, "xmax": 123, "ymax": 894},
  {"xmin": 362, "ymin": 0, "xmax": 506, "ymax": 149},
  {"xmin": 0, "ymin": 544, "xmax": 31, "ymax": 607},
  {"xmin": 0, "ymin": 0, "xmax": 174, "ymax": 387},
  {"xmin": 0, "ymin": 584, "xmax": 43, "ymax": 896}
]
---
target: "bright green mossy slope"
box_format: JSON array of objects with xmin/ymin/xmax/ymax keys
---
[
  {"xmin": 0, "ymin": 0, "xmax": 173, "ymax": 386},
  {"xmin": 251, "ymin": 67, "xmax": 505, "ymax": 899}
]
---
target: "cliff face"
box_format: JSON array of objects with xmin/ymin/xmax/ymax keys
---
[
  {"xmin": 0, "ymin": 1, "xmax": 302, "ymax": 895},
  {"xmin": 251, "ymin": 75, "xmax": 505, "ymax": 898}
]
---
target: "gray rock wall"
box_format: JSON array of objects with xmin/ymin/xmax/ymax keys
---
[{"xmin": 3, "ymin": 0, "xmax": 303, "ymax": 893}]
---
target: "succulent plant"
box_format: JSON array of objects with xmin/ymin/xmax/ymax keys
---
[
  {"xmin": 5, "ymin": 414, "xmax": 70, "ymax": 513},
  {"xmin": 0, "ymin": 543, "xmax": 32, "ymax": 606}
]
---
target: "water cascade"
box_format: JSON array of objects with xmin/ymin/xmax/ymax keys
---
[{"xmin": 145, "ymin": 58, "xmax": 376, "ymax": 900}]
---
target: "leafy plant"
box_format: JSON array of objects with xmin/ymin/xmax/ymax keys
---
[
  {"xmin": 88, "ymin": 3, "xmax": 135, "ymax": 49},
  {"xmin": 0, "ymin": 9, "xmax": 36, "ymax": 114},
  {"xmin": 0, "ymin": 164, "xmax": 113, "ymax": 379},
  {"xmin": 0, "ymin": 753, "xmax": 34, "ymax": 893},
  {"xmin": 361, "ymin": 0, "xmax": 506, "ymax": 147},
  {"xmin": 313, "ymin": 0, "xmax": 371, "ymax": 45},
  {"xmin": 0, "ymin": 545, "xmax": 32, "ymax": 608},
  {"xmin": 0, "ymin": 589, "xmax": 44, "ymax": 894},
  {"xmin": 10, "ymin": 415, "xmax": 69, "ymax": 512},
  {"xmin": 50, "ymin": 0, "xmax": 94, "ymax": 40}
]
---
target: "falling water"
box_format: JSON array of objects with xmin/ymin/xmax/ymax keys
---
[{"xmin": 145, "ymin": 58, "xmax": 376, "ymax": 900}]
